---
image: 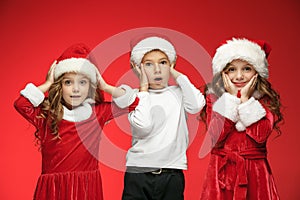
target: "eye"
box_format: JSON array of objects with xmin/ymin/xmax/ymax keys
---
[
  {"xmin": 144, "ymin": 62, "xmax": 153, "ymax": 67},
  {"xmin": 80, "ymin": 79, "xmax": 88, "ymax": 85},
  {"xmin": 243, "ymin": 66, "xmax": 253, "ymax": 71},
  {"xmin": 226, "ymin": 67, "xmax": 235, "ymax": 73},
  {"xmin": 63, "ymin": 80, "xmax": 72, "ymax": 85},
  {"xmin": 160, "ymin": 60, "xmax": 168, "ymax": 65}
]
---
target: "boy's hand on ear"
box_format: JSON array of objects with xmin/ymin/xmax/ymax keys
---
[
  {"xmin": 170, "ymin": 63, "xmax": 182, "ymax": 79},
  {"xmin": 139, "ymin": 64, "xmax": 149, "ymax": 92},
  {"xmin": 132, "ymin": 62, "xmax": 149, "ymax": 92}
]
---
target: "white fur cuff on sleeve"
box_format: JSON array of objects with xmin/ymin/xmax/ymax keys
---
[
  {"xmin": 235, "ymin": 120, "xmax": 246, "ymax": 132},
  {"xmin": 238, "ymin": 97, "xmax": 266, "ymax": 127},
  {"xmin": 113, "ymin": 84, "xmax": 138, "ymax": 108},
  {"xmin": 213, "ymin": 92, "xmax": 241, "ymax": 122},
  {"xmin": 20, "ymin": 83, "xmax": 45, "ymax": 107}
]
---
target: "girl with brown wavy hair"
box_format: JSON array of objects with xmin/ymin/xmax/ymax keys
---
[
  {"xmin": 14, "ymin": 43, "xmax": 137, "ymax": 200},
  {"xmin": 199, "ymin": 38, "xmax": 283, "ymax": 200}
]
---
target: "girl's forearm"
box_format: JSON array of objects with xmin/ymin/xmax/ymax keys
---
[
  {"xmin": 102, "ymin": 84, "xmax": 125, "ymax": 98},
  {"xmin": 37, "ymin": 81, "xmax": 52, "ymax": 93}
]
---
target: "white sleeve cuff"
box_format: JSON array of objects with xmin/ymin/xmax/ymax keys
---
[
  {"xmin": 113, "ymin": 84, "xmax": 138, "ymax": 108},
  {"xmin": 238, "ymin": 97, "xmax": 266, "ymax": 127},
  {"xmin": 20, "ymin": 83, "xmax": 44, "ymax": 107},
  {"xmin": 213, "ymin": 93, "xmax": 241, "ymax": 122},
  {"xmin": 235, "ymin": 120, "xmax": 246, "ymax": 132}
]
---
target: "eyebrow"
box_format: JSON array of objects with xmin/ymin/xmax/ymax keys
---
[
  {"xmin": 62, "ymin": 76, "xmax": 73, "ymax": 80},
  {"xmin": 143, "ymin": 57, "xmax": 169, "ymax": 62}
]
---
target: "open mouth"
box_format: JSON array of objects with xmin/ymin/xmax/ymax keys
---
[{"xmin": 154, "ymin": 77, "xmax": 162, "ymax": 81}]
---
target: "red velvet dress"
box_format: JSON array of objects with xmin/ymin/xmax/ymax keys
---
[
  {"xmin": 200, "ymin": 94, "xmax": 280, "ymax": 200},
  {"xmin": 14, "ymin": 96, "xmax": 135, "ymax": 200}
]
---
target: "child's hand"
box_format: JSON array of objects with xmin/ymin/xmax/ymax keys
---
[
  {"xmin": 96, "ymin": 68, "xmax": 108, "ymax": 91},
  {"xmin": 222, "ymin": 72, "xmax": 238, "ymax": 96},
  {"xmin": 169, "ymin": 63, "xmax": 182, "ymax": 79},
  {"xmin": 46, "ymin": 60, "xmax": 56, "ymax": 84},
  {"xmin": 38, "ymin": 61, "xmax": 56, "ymax": 93},
  {"xmin": 96, "ymin": 67, "xmax": 126, "ymax": 97},
  {"xmin": 131, "ymin": 62, "xmax": 149, "ymax": 92},
  {"xmin": 240, "ymin": 74, "xmax": 258, "ymax": 102}
]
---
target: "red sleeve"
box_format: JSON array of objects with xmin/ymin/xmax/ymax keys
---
[
  {"xmin": 206, "ymin": 94, "xmax": 235, "ymax": 146},
  {"xmin": 95, "ymin": 97, "xmax": 139, "ymax": 123},
  {"xmin": 14, "ymin": 95, "xmax": 45, "ymax": 129},
  {"xmin": 245, "ymin": 104, "xmax": 274, "ymax": 143}
]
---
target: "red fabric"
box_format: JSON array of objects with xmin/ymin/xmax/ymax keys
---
[
  {"xmin": 250, "ymin": 39, "xmax": 272, "ymax": 58},
  {"xmin": 14, "ymin": 96, "xmax": 137, "ymax": 200},
  {"xmin": 237, "ymin": 90, "xmax": 241, "ymax": 98},
  {"xmin": 56, "ymin": 43, "xmax": 91, "ymax": 63},
  {"xmin": 200, "ymin": 94, "xmax": 280, "ymax": 200}
]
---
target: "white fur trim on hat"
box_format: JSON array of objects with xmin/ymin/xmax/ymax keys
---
[
  {"xmin": 54, "ymin": 58, "xmax": 97, "ymax": 84},
  {"xmin": 130, "ymin": 36, "xmax": 176, "ymax": 65},
  {"xmin": 212, "ymin": 38, "xmax": 269, "ymax": 78}
]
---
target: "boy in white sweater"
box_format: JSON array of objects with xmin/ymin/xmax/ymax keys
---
[{"xmin": 121, "ymin": 35, "xmax": 205, "ymax": 200}]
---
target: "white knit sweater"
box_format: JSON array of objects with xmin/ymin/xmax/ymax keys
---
[{"xmin": 125, "ymin": 75, "xmax": 205, "ymax": 170}]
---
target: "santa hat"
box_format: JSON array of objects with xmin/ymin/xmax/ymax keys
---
[
  {"xmin": 54, "ymin": 43, "xmax": 98, "ymax": 84},
  {"xmin": 130, "ymin": 36, "xmax": 176, "ymax": 65},
  {"xmin": 212, "ymin": 38, "xmax": 271, "ymax": 78}
]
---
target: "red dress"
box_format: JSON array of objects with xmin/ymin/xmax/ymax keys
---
[
  {"xmin": 14, "ymin": 95, "xmax": 135, "ymax": 200},
  {"xmin": 200, "ymin": 94, "xmax": 280, "ymax": 200}
]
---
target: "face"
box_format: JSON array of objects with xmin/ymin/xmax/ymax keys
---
[
  {"xmin": 61, "ymin": 72, "xmax": 90, "ymax": 109},
  {"xmin": 142, "ymin": 50, "xmax": 171, "ymax": 90},
  {"xmin": 224, "ymin": 59, "xmax": 257, "ymax": 90}
]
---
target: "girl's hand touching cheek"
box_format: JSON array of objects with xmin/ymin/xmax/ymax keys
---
[
  {"xmin": 222, "ymin": 72, "xmax": 238, "ymax": 96},
  {"xmin": 240, "ymin": 74, "xmax": 258, "ymax": 103}
]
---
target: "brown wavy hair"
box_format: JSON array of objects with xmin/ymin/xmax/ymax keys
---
[
  {"xmin": 36, "ymin": 74, "xmax": 104, "ymax": 141},
  {"xmin": 199, "ymin": 69, "xmax": 284, "ymax": 136}
]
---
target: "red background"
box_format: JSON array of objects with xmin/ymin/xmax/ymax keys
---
[{"xmin": 1, "ymin": 0, "xmax": 299, "ymax": 199}]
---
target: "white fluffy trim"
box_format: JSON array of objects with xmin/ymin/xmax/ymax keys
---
[
  {"xmin": 212, "ymin": 38, "xmax": 269, "ymax": 78},
  {"xmin": 235, "ymin": 121, "xmax": 246, "ymax": 132},
  {"xmin": 55, "ymin": 58, "xmax": 97, "ymax": 83},
  {"xmin": 63, "ymin": 98, "xmax": 94, "ymax": 122},
  {"xmin": 213, "ymin": 92, "xmax": 241, "ymax": 122},
  {"xmin": 20, "ymin": 83, "xmax": 45, "ymax": 107},
  {"xmin": 130, "ymin": 36, "xmax": 176, "ymax": 65},
  {"xmin": 238, "ymin": 97, "xmax": 266, "ymax": 127}
]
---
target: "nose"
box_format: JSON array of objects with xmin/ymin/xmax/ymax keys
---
[
  {"xmin": 72, "ymin": 83, "xmax": 79, "ymax": 93},
  {"xmin": 154, "ymin": 63, "xmax": 161, "ymax": 74},
  {"xmin": 235, "ymin": 70, "xmax": 244, "ymax": 80}
]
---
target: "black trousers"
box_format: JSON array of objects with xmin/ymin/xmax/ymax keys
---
[{"xmin": 122, "ymin": 170, "xmax": 185, "ymax": 200}]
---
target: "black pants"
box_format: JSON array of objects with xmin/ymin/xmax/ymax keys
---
[{"xmin": 122, "ymin": 170, "xmax": 185, "ymax": 200}]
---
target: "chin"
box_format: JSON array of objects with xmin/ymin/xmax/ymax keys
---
[{"xmin": 155, "ymin": 84, "xmax": 168, "ymax": 89}]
